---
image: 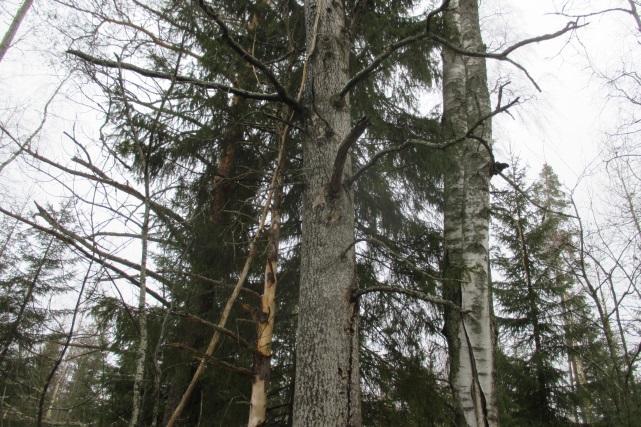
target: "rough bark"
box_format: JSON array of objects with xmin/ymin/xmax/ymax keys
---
[
  {"xmin": 0, "ymin": 0, "xmax": 34, "ymax": 63},
  {"xmin": 292, "ymin": 0, "xmax": 361, "ymax": 425},
  {"xmin": 441, "ymin": 0, "xmax": 498, "ymax": 425}
]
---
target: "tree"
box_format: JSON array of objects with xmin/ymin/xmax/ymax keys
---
[
  {"xmin": 492, "ymin": 163, "xmax": 598, "ymax": 425},
  {"xmin": 441, "ymin": 0, "xmax": 498, "ymax": 424},
  {"xmin": 0, "ymin": 0, "xmax": 34, "ymax": 63},
  {"xmin": 0, "ymin": 1, "xmax": 593, "ymax": 426}
]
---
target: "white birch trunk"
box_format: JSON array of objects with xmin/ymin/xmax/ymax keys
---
[
  {"xmin": 129, "ymin": 168, "xmax": 150, "ymax": 427},
  {"xmin": 0, "ymin": 0, "xmax": 34, "ymax": 63},
  {"xmin": 442, "ymin": 0, "xmax": 498, "ymax": 425},
  {"xmin": 293, "ymin": 0, "xmax": 361, "ymax": 425}
]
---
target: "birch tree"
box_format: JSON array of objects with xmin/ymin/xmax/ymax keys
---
[
  {"xmin": 441, "ymin": 0, "xmax": 498, "ymax": 424},
  {"xmin": 0, "ymin": 0, "xmax": 34, "ymax": 63}
]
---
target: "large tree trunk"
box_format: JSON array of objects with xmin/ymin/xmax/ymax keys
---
[
  {"xmin": 441, "ymin": 1, "xmax": 498, "ymax": 425},
  {"xmin": 292, "ymin": 1, "xmax": 361, "ymax": 425}
]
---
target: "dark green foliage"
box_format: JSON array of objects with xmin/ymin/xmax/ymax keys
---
[{"xmin": 491, "ymin": 163, "xmax": 601, "ymax": 425}]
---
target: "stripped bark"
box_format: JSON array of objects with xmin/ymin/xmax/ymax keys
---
[
  {"xmin": 441, "ymin": 0, "xmax": 498, "ymax": 425},
  {"xmin": 165, "ymin": 103, "xmax": 290, "ymax": 427},
  {"xmin": 293, "ymin": 0, "xmax": 362, "ymax": 425},
  {"xmin": 247, "ymin": 166, "xmax": 282, "ymax": 427}
]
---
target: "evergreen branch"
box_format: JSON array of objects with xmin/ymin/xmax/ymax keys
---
[
  {"xmin": 497, "ymin": 172, "xmax": 577, "ymax": 219},
  {"xmin": 66, "ymin": 49, "xmax": 285, "ymax": 104},
  {"xmin": 329, "ymin": 116, "xmax": 370, "ymax": 195},
  {"xmin": 346, "ymin": 142, "xmax": 411, "ymax": 186},
  {"xmin": 352, "ymin": 233, "xmax": 444, "ymax": 283},
  {"xmin": 353, "ymin": 286, "xmax": 464, "ymax": 312},
  {"xmin": 339, "ymin": 0, "xmax": 450, "ymax": 98},
  {"xmin": 196, "ymin": 0, "xmax": 301, "ymax": 110},
  {"xmin": 0, "ymin": 204, "xmax": 171, "ymax": 306},
  {"xmin": 348, "ymin": 96, "xmax": 519, "ymax": 187},
  {"xmin": 172, "ymin": 311, "xmax": 254, "ymax": 352}
]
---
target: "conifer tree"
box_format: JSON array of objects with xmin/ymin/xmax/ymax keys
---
[{"xmin": 492, "ymin": 163, "xmax": 598, "ymax": 425}]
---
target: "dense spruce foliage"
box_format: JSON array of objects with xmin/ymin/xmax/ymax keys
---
[{"xmin": 0, "ymin": 0, "xmax": 640, "ymax": 426}]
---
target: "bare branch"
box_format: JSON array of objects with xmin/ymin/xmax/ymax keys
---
[
  {"xmin": 328, "ymin": 116, "xmax": 369, "ymax": 195},
  {"xmin": 353, "ymin": 285, "xmax": 464, "ymax": 312},
  {"xmin": 196, "ymin": 0, "xmax": 301, "ymax": 110},
  {"xmin": 0, "ymin": 0, "xmax": 34, "ymax": 62},
  {"xmin": 66, "ymin": 50, "xmax": 288, "ymax": 104},
  {"xmin": 346, "ymin": 142, "xmax": 411, "ymax": 187},
  {"xmin": 338, "ymin": 0, "xmax": 450, "ymax": 97},
  {"xmin": 429, "ymin": 21, "xmax": 584, "ymax": 91}
]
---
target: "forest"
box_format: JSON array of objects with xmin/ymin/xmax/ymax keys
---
[{"xmin": 0, "ymin": 0, "xmax": 640, "ymax": 426}]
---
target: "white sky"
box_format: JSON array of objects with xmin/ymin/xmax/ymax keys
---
[
  {"xmin": 1, "ymin": 0, "xmax": 634, "ymax": 205},
  {"xmin": 483, "ymin": 0, "xmax": 636, "ymax": 204}
]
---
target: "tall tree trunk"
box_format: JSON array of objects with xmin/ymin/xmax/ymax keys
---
[
  {"xmin": 0, "ymin": 0, "xmax": 34, "ymax": 63},
  {"xmin": 129, "ymin": 161, "xmax": 151, "ymax": 427},
  {"xmin": 293, "ymin": 1, "xmax": 361, "ymax": 425},
  {"xmin": 442, "ymin": 1, "xmax": 498, "ymax": 425},
  {"xmin": 561, "ymin": 290, "xmax": 590, "ymax": 425}
]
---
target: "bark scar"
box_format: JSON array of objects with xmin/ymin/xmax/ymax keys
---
[{"xmin": 461, "ymin": 317, "xmax": 490, "ymax": 427}]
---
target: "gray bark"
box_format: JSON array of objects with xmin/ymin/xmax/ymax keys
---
[
  {"xmin": 293, "ymin": 0, "xmax": 361, "ymax": 425},
  {"xmin": 0, "ymin": 0, "xmax": 34, "ymax": 63},
  {"xmin": 441, "ymin": 0, "xmax": 498, "ymax": 425}
]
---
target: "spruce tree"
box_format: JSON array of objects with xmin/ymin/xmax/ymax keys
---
[{"xmin": 492, "ymin": 163, "xmax": 598, "ymax": 425}]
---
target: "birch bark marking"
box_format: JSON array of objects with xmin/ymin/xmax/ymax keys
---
[
  {"xmin": 130, "ymin": 157, "xmax": 151, "ymax": 427},
  {"xmin": 293, "ymin": 0, "xmax": 361, "ymax": 425},
  {"xmin": 442, "ymin": 0, "xmax": 498, "ymax": 425}
]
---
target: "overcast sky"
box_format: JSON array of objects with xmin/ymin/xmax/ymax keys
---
[{"xmin": 1, "ymin": 0, "xmax": 637, "ymax": 214}]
